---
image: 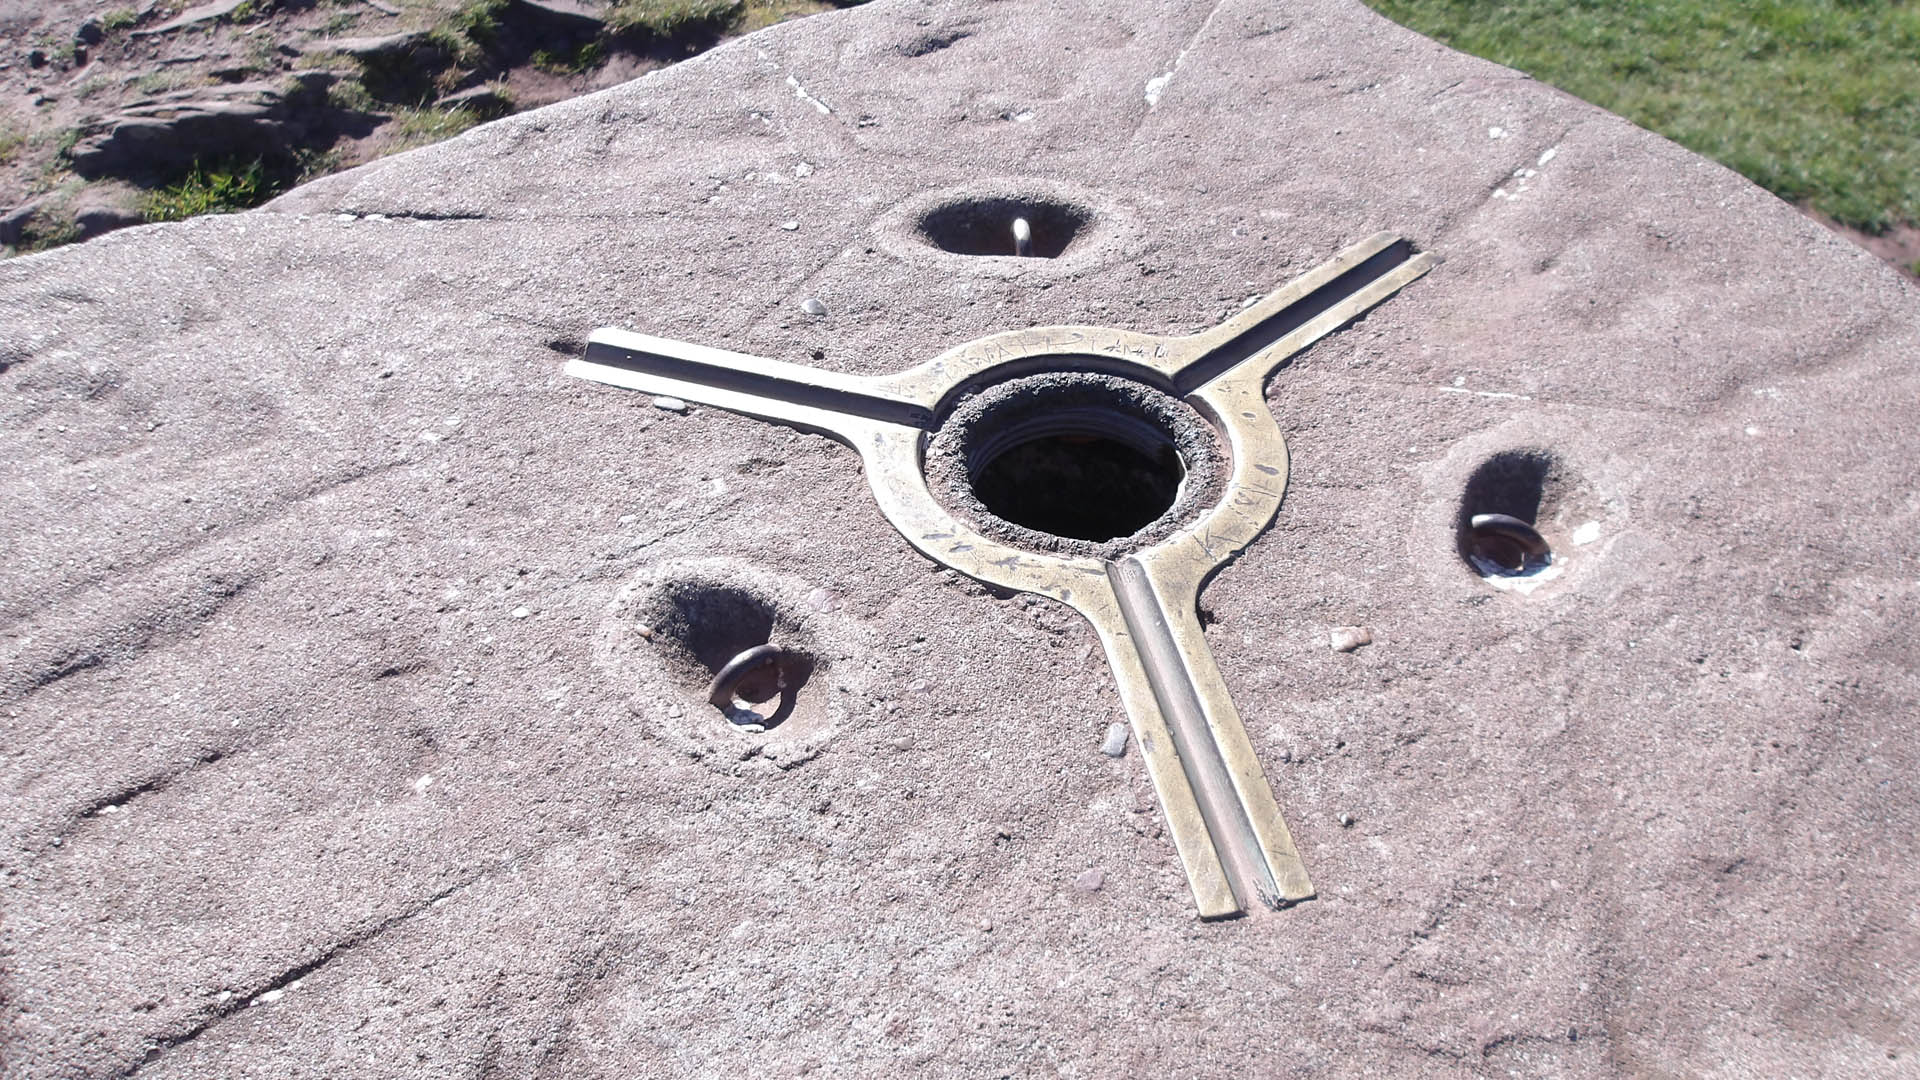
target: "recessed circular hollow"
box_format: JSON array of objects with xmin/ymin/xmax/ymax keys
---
[
  {"xmin": 926, "ymin": 371, "xmax": 1224, "ymax": 556},
  {"xmin": 644, "ymin": 581, "xmax": 814, "ymax": 731},
  {"xmin": 706, "ymin": 643, "xmax": 803, "ymax": 732},
  {"xmin": 918, "ymin": 196, "xmax": 1089, "ymax": 258},
  {"xmin": 1457, "ymin": 450, "xmax": 1559, "ymax": 579},
  {"xmin": 972, "ymin": 416, "xmax": 1182, "ymax": 541}
]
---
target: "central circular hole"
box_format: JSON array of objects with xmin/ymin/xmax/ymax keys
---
[
  {"xmin": 971, "ymin": 420, "xmax": 1183, "ymax": 542},
  {"xmin": 928, "ymin": 371, "xmax": 1220, "ymax": 553},
  {"xmin": 918, "ymin": 196, "xmax": 1089, "ymax": 258}
]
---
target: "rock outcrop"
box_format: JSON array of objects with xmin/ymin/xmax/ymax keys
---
[
  {"xmin": 2, "ymin": 1, "xmax": 1916, "ymax": 1076},
  {"xmin": 67, "ymin": 72, "xmax": 352, "ymax": 179}
]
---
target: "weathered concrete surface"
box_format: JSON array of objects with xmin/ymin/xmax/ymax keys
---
[{"xmin": 3, "ymin": 1, "xmax": 1918, "ymax": 1076}]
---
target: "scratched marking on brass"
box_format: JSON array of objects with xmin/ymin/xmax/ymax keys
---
[{"xmin": 570, "ymin": 233, "xmax": 1438, "ymax": 919}]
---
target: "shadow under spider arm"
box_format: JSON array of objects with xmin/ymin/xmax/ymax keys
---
[
  {"xmin": 1159, "ymin": 232, "xmax": 1440, "ymax": 395},
  {"xmin": 568, "ymin": 328, "xmax": 937, "ymax": 446}
]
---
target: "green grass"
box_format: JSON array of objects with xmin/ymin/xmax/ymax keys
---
[
  {"xmin": 0, "ymin": 124, "xmax": 23, "ymax": 166},
  {"xmin": 1363, "ymin": 0, "xmax": 1920, "ymax": 232},
  {"xmin": 25, "ymin": 130, "xmax": 79, "ymax": 195},
  {"xmin": 606, "ymin": 0, "xmax": 744, "ymax": 38},
  {"xmin": 225, "ymin": 0, "xmax": 274, "ymax": 23},
  {"xmin": 133, "ymin": 69, "xmax": 193, "ymax": 95},
  {"xmin": 38, "ymin": 35, "xmax": 81, "ymax": 66},
  {"xmin": 602, "ymin": 0, "xmax": 862, "ymax": 44},
  {"xmin": 325, "ymin": 75, "xmax": 377, "ymax": 112},
  {"xmin": 100, "ymin": 7, "xmax": 139, "ymax": 31},
  {"xmin": 441, "ymin": 0, "xmax": 507, "ymax": 57},
  {"xmin": 532, "ymin": 39, "xmax": 606, "ymax": 74},
  {"xmin": 737, "ymin": 0, "xmax": 848, "ymax": 34},
  {"xmin": 448, "ymin": 0, "xmax": 508, "ymax": 42},
  {"xmin": 389, "ymin": 105, "xmax": 484, "ymax": 149},
  {"xmin": 15, "ymin": 212, "xmax": 81, "ymax": 253},
  {"xmin": 420, "ymin": 0, "xmax": 508, "ymax": 72},
  {"xmin": 143, "ymin": 160, "xmax": 275, "ymax": 222}
]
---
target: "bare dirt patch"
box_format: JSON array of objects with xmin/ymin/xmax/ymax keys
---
[{"xmin": 1803, "ymin": 205, "xmax": 1920, "ymax": 282}]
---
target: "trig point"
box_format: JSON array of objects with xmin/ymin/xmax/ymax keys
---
[{"xmin": 3, "ymin": 0, "xmax": 1916, "ymax": 1076}]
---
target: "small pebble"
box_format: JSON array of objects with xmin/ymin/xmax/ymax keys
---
[
  {"xmin": 511, "ymin": 606, "xmax": 532, "ymax": 619},
  {"xmin": 1337, "ymin": 812, "xmax": 1355, "ymax": 828},
  {"xmin": 1329, "ymin": 626, "xmax": 1372, "ymax": 652},
  {"xmin": 1099, "ymin": 722, "xmax": 1129, "ymax": 758},
  {"xmin": 800, "ymin": 297, "xmax": 827, "ymax": 316},
  {"xmin": 636, "ymin": 623, "xmax": 654, "ymax": 639},
  {"xmin": 1073, "ymin": 868, "xmax": 1106, "ymax": 892},
  {"xmin": 652, "ymin": 396, "xmax": 688, "ymax": 413},
  {"xmin": 779, "ymin": 220, "xmax": 799, "ymax": 231}
]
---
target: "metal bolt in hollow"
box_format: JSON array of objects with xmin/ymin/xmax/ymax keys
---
[
  {"xmin": 1012, "ymin": 217, "xmax": 1033, "ymax": 257},
  {"xmin": 706, "ymin": 643, "xmax": 788, "ymax": 712},
  {"xmin": 1467, "ymin": 513, "xmax": 1551, "ymax": 574}
]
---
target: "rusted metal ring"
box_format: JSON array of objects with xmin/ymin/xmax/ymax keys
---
[{"xmin": 706, "ymin": 643, "xmax": 785, "ymax": 710}]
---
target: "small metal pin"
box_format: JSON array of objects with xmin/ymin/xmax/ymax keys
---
[{"xmin": 1012, "ymin": 217, "xmax": 1033, "ymax": 257}]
